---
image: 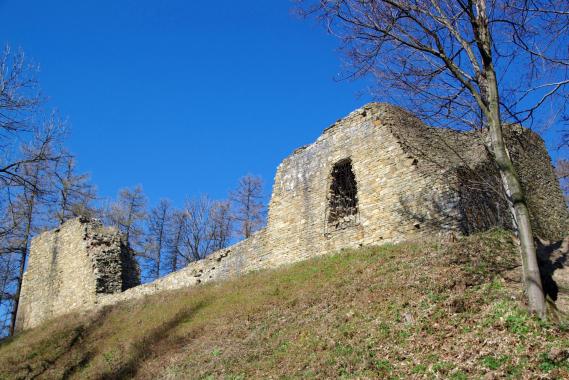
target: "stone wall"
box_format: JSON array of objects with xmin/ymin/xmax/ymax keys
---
[
  {"xmin": 105, "ymin": 103, "xmax": 567, "ymax": 305},
  {"xmin": 18, "ymin": 103, "xmax": 568, "ymax": 329},
  {"xmin": 15, "ymin": 218, "xmax": 139, "ymax": 331},
  {"xmin": 506, "ymin": 126, "xmax": 569, "ymax": 240}
]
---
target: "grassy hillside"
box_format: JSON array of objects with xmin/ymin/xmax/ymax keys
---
[{"xmin": 1, "ymin": 230, "xmax": 568, "ymax": 379}]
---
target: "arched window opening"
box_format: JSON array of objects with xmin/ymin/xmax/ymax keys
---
[{"xmin": 327, "ymin": 159, "xmax": 358, "ymax": 229}]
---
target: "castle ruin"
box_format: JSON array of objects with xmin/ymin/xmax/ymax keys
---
[
  {"xmin": 15, "ymin": 218, "xmax": 139, "ymax": 331},
  {"xmin": 16, "ymin": 103, "xmax": 568, "ymax": 331}
]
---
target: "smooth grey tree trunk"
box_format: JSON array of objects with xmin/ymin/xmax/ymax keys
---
[
  {"xmin": 473, "ymin": 0, "xmax": 546, "ymax": 318},
  {"xmin": 484, "ymin": 65, "xmax": 546, "ymax": 318}
]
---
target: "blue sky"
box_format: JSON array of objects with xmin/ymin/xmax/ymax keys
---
[
  {"xmin": 0, "ymin": 0, "xmax": 373, "ymax": 206},
  {"xmin": 0, "ymin": 1, "xmax": 564, "ymax": 207}
]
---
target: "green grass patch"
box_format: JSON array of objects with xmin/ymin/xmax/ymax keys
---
[{"xmin": 1, "ymin": 230, "xmax": 567, "ymax": 379}]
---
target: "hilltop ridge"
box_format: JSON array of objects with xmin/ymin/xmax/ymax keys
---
[{"xmin": 1, "ymin": 230, "xmax": 568, "ymax": 379}]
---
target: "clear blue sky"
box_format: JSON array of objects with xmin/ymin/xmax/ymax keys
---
[
  {"xmin": 0, "ymin": 1, "xmax": 564, "ymax": 207},
  {"xmin": 0, "ymin": 0, "xmax": 372, "ymax": 206}
]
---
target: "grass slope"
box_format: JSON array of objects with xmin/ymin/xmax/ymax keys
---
[{"xmin": 1, "ymin": 230, "xmax": 568, "ymax": 379}]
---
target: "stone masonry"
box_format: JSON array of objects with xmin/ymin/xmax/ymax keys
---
[
  {"xmin": 16, "ymin": 103, "xmax": 568, "ymax": 330},
  {"xmin": 15, "ymin": 218, "xmax": 139, "ymax": 331}
]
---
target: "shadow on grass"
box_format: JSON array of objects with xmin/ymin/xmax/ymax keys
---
[
  {"xmin": 98, "ymin": 299, "xmax": 211, "ymax": 380},
  {"xmin": 26, "ymin": 307, "xmax": 114, "ymax": 380}
]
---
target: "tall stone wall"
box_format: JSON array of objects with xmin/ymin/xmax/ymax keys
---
[
  {"xmin": 101, "ymin": 104, "xmax": 469, "ymax": 305},
  {"xmin": 263, "ymin": 104, "xmax": 461, "ymax": 262},
  {"xmin": 15, "ymin": 218, "xmax": 139, "ymax": 331},
  {"xmin": 18, "ymin": 102, "xmax": 568, "ymax": 329},
  {"xmin": 506, "ymin": 126, "xmax": 569, "ymax": 240}
]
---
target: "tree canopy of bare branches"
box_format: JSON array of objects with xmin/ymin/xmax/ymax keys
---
[
  {"xmin": 230, "ymin": 175, "xmax": 265, "ymax": 239},
  {"xmin": 0, "ymin": 46, "xmax": 73, "ymax": 336},
  {"xmin": 144, "ymin": 199, "xmax": 171, "ymax": 280},
  {"xmin": 301, "ymin": 0, "xmax": 569, "ymax": 131},
  {"xmin": 52, "ymin": 157, "xmax": 97, "ymax": 224},
  {"xmin": 182, "ymin": 196, "xmax": 233, "ymax": 262},
  {"xmin": 167, "ymin": 209, "xmax": 188, "ymax": 273},
  {"xmin": 209, "ymin": 200, "xmax": 233, "ymax": 252},
  {"xmin": 0, "ymin": 47, "xmax": 65, "ymax": 195},
  {"xmin": 107, "ymin": 185, "xmax": 147, "ymax": 249}
]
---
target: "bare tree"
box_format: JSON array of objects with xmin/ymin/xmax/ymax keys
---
[
  {"xmin": 301, "ymin": 0, "xmax": 569, "ymax": 317},
  {"xmin": 163, "ymin": 198, "xmax": 232, "ymax": 273},
  {"xmin": 183, "ymin": 196, "xmax": 215, "ymax": 262},
  {"xmin": 0, "ymin": 46, "xmax": 67, "ymax": 336},
  {"xmin": 230, "ymin": 175, "xmax": 265, "ymax": 239},
  {"xmin": 167, "ymin": 209, "xmax": 188, "ymax": 273},
  {"xmin": 107, "ymin": 185, "xmax": 147, "ymax": 249},
  {"xmin": 52, "ymin": 156, "xmax": 97, "ymax": 224},
  {"xmin": 209, "ymin": 200, "xmax": 233, "ymax": 251},
  {"xmin": 145, "ymin": 199, "xmax": 171, "ymax": 279},
  {"xmin": 0, "ymin": 47, "xmax": 64, "ymax": 196},
  {"xmin": 0, "ymin": 46, "xmax": 40, "ymax": 133}
]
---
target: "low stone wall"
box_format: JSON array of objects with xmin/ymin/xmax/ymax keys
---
[
  {"xmin": 100, "ymin": 230, "xmax": 270, "ymax": 305},
  {"xmin": 99, "ymin": 225, "xmax": 374, "ymax": 307}
]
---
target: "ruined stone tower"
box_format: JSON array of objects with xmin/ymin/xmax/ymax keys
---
[
  {"xmin": 17, "ymin": 103, "xmax": 568, "ymax": 331},
  {"xmin": 15, "ymin": 218, "xmax": 139, "ymax": 331}
]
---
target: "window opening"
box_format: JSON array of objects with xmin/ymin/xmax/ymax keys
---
[{"xmin": 327, "ymin": 159, "xmax": 358, "ymax": 229}]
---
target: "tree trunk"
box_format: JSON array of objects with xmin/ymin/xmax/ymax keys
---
[
  {"xmin": 171, "ymin": 222, "xmax": 182, "ymax": 273},
  {"xmin": 484, "ymin": 67, "xmax": 546, "ymax": 318},
  {"xmin": 490, "ymin": 125, "xmax": 545, "ymax": 318},
  {"xmin": 155, "ymin": 215, "xmax": 164, "ymax": 278},
  {"xmin": 9, "ymin": 201, "xmax": 35, "ymax": 335}
]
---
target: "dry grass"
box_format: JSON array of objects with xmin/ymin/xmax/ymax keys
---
[{"xmin": 1, "ymin": 230, "xmax": 568, "ymax": 379}]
